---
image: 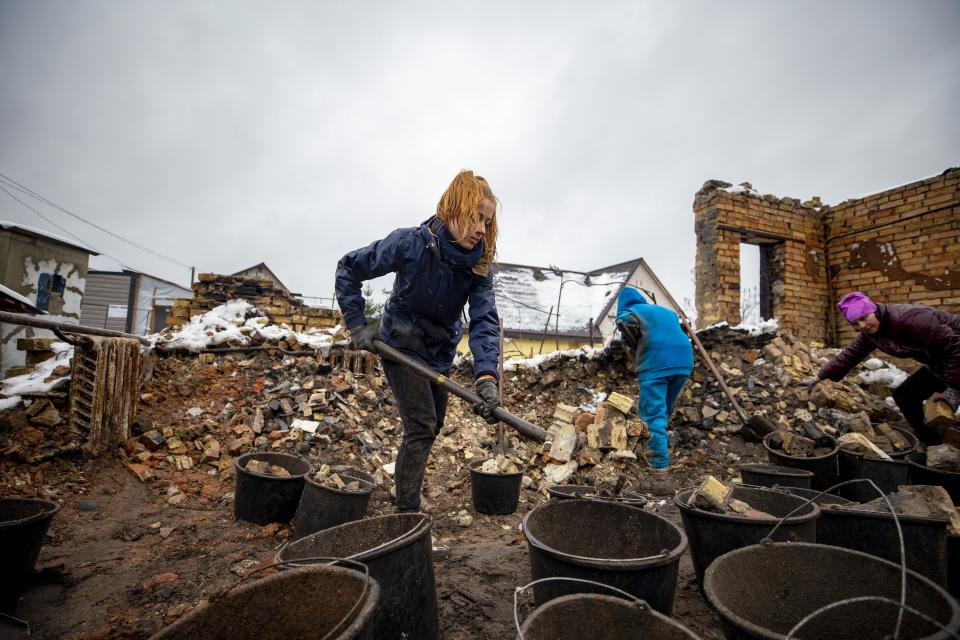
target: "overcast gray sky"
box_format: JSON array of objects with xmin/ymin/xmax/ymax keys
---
[{"xmin": 1, "ymin": 1, "xmax": 958, "ymax": 311}]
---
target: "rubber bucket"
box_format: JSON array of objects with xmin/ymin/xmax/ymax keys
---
[
  {"xmin": 703, "ymin": 542, "xmax": 960, "ymax": 640},
  {"xmin": 277, "ymin": 513, "xmax": 438, "ymax": 640},
  {"xmin": 948, "ymin": 533, "xmax": 960, "ymax": 598},
  {"xmin": 814, "ymin": 506, "xmax": 950, "ymax": 587},
  {"xmin": 739, "ymin": 463, "xmax": 813, "ymax": 489},
  {"xmin": 518, "ymin": 593, "xmax": 702, "ymax": 639},
  {"xmin": 150, "ymin": 564, "xmax": 379, "ymax": 639},
  {"xmin": 234, "ymin": 452, "xmax": 311, "ymax": 526},
  {"xmin": 763, "ymin": 432, "xmax": 839, "ymax": 491},
  {"xmin": 675, "ymin": 484, "xmax": 819, "ymax": 587},
  {"xmin": 469, "ymin": 460, "xmax": 524, "ymax": 515},
  {"xmin": 838, "ymin": 427, "xmax": 917, "ymax": 502},
  {"xmin": 908, "ymin": 460, "xmax": 960, "ymax": 504},
  {"xmin": 293, "ymin": 466, "xmax": 374, "ymax": 540},
  {"xmin": 521, "ymin": 499, "xmax": 687, "ymax": 615},
  {"xmin": 0, "ymin": 498, "xmax": 60, "ymax": 612},
  {"xmin": 547, "ymin": 485, "xmax": 647, "ymax": 508}
]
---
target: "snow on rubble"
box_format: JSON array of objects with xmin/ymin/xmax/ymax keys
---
[
  {"xmin": 155, "ymin": 299, "xmax": 341, "ymax": 352},
  {"xmin": 1, "ymin": 341, "xmax": 73, "ymax": 408}
]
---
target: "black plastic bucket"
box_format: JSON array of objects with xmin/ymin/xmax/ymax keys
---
[
  {"xmin": 703, "ymin": 542, "xmax": 960, "ymax": 640},
  {"xmin": 469, "ymin": 460, "xmax": 525, "ymax": 515},
  {"xmin": 739, "ymin": 464, "xmax": 813, "ymax": 489},
  {"xmin": 838, "ymin": 427, "xmax": 917, "ymax": 502},
  {"xmin": 277, "ymin": 513, "xmax": 438, "ymax": 640},
  {"xmin": 838, "ymin": 457, "xmax": 911, "ymax": 502},
  {"xmin": 547, "ymin": 485, "xmax": 647, "ymax": 508},
  {"xmin": 293, "ymin": 467, "xmax": 374, "ymax": 540},
  {"xmin": 908, "ymin": 460, "xmax": 960, "ymax": 504},
  {"xmin": 521, "ymin": 499, "xmax": 687, "ymax": 615},
  {"xmin": 234, "ymin": 452, "xmax": 311, "ymax": 526},
  {"xmin": 0, "ymin": 498, "xmax": 60, "ymax": 612},
  {"xmin": 763, "ymin": 432, "xmax": 839, "ymax": 491},
  {"xmin": 150, "ymin": 564, "xmax": 379, "ymax": 639},
  {"xmin": 675, "ymin": 485, "xmax": 820, "ymax": 587},
  {"xmin": 949, "ymin": 533, "xmax": 960, "ymax": 598},
  {"xmin": 518, "ymin": 593, "xmax": 702, "ymax": 639},
  {"xmin": 814, "ymin": 506, "xmax": 949, "ymax": 587}
]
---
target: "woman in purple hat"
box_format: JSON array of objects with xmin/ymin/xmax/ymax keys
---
[{"xmin": 804, "ymin": 291, "xmax": 960, "ymax": 444}]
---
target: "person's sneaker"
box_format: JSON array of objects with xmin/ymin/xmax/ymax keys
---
[
  {"xmin": 431, "ymin": 536, "xmax": 450, "ymax": 561},
  {"xmin": 641, "ymin": 469, "xmax": 676, "ymax": 497}
]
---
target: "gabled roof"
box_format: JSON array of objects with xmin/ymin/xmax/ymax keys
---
[
  {"xmin": 231, "ymin": 262, "xmax": 289, "ymax": 292},
  {"xmin": 491, "ymin": 259, "xmax": 641, "ymax": 338},
  {"xmin": 0, "ymin": 220, "xmax": 98, "ymax": 255}
]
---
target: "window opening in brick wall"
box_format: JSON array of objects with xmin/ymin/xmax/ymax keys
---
[{"xmin": 739, "ymin": 243, "xmax": 761, "ymax": 324}]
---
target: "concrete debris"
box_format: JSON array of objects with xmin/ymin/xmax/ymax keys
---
[{"xmin": 927, "ymin": 444, "xmax": 960, "ymax": 473}]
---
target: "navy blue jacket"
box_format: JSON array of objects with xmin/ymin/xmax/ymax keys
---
[
  {"xmin": 615, "ymin": 288, "xmax": 693, "ymax": 381},
  {"xmin": 335, "ymin": 217, "xmax": 500, "ymax": 379}
]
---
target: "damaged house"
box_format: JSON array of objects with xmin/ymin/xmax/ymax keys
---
[
  {"xmin": 694, "ymin": 167, "xmax": 960, "ymax": 345},
  {"xmin": 462, "ymin": 258, "xmax": 682, "ymax": 359},
  {"xmin": 0, "ymin": 221, "xmax": 97, "ymax": 377}
]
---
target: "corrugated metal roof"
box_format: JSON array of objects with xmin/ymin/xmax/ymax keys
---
[{"xmin": 491, "ymin": 260, "xmax": 639, "ymax": 338}]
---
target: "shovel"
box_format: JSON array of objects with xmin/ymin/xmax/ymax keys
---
[
  {"xmin": 371, "ymin": 339, "xmax": 547, "ymax": 444},
  {"xmin": 680, "ymin": 320, "xmax": 776, "ymax": 442}
]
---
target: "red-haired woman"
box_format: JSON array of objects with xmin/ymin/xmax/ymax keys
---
[{"xmin": 335, "ymin": 170, "xmax": 502, "ymax": 512}]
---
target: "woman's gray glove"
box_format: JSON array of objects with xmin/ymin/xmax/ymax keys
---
[
  {"xmin": 349, "ymin": 325, "xmax": 376, "ymax": 352},
  {"xmin": 473, "ymin": 377, "xmax": 501, "ymax": 424}
]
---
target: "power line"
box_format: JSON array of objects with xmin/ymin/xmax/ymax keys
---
[
  {"xmin": 0, "ymin": 171, "xmax": 193, "ymax": 270},
  {"xmin": 0, "ymin": 183, "xmax": 91, "ymax": 247}
]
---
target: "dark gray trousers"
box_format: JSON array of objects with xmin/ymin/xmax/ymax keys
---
[
  {"xmin": 892, "ymin": 366, "xmax": 946, "ymax": 445},
  {"xmin": 383, "ymin": 359, "xmax": 449, "ymax": 512}
]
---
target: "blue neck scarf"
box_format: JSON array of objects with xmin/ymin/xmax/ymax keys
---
[{"xmin": 431, "ymin": 218, "xmax": 483, "ymax": 270}]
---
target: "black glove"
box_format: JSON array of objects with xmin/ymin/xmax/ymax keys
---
[
  {"xmin": 473, "ymin": 377, "xmax": 501, "ymax": 424},
  {"xmin": 349, "ymin": 324, "xmax": 376, "ymax": 352}
]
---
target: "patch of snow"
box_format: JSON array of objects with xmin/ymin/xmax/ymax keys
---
[
  {"xmin": 722, "ymin": 184, "xmax": 761, "ymax": 197},
  {"xmin": 579, "ymin": 389, "xmax": 609, "ymax": 414},
  {"xmin": 858, "ymin": 363, "xmax": 909, "ymax": 389},
  {"xmin": 0, "ymin": 396, "xmax": 22, "ymax": 410},
  {"xmin": 863, "ymin": 358, "xmax": 885, "ymax": 371},
  {"xmin": 0, "ymin": 342, "xmax": 73, "ymax": 404},
  {"xmin": 730, "ymin": 317, "xmax": 779, "ymax": 336},
  {"xmin": 155, "ymin": 299, "xmax": 337, "ymax": 352},
  {"xmin": 504, "ymin": 339, "xmax": 611, "ymax": 372}
]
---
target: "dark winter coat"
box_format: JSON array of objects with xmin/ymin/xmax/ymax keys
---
[
  {"xmin": 335, "ymin": 216, "xmax": 500, "ymax": 379},
  {"xmin": 819, "ymin": 303, "xmax": 960, "ymax": 389}
]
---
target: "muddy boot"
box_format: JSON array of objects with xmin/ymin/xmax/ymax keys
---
[{"xmin": 641, "ymin": 469, "xmax": 675, "ymax": 497}]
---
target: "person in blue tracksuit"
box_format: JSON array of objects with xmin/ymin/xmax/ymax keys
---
[
  {"xmin": 335, "ymin": 170, "xmax": 502, "ymax": 512},
  {"xmin": 615, "ymin": 288, "xmax": 693, "ymax": 495}
]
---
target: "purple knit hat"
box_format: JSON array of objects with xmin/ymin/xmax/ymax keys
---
[{"xmin": 837, "ymin": 291, "xmax": 877, "ymax": 322}]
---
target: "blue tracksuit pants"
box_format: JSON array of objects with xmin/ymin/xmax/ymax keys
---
[{"xmin": 638, "ymin": 373, "xmax": 688, "ymax": 469}]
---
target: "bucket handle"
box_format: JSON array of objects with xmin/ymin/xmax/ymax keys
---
[
  {"xmin": 524, "ymin": 530, "xmax": 669, "ymax": 565},
  {"xmin": 762, "ymin": 478, "xmax": 910, "ymax": 640},
  {"xmin": 512, "ymin": 577, "xmax": 647, "ymax": 640},
  {"xmin": 0, "ymin": 611, "xmax": 30, "ymax": 636},
  {"xmin": 276, "ymin": 514, "xmax": 431, "ymax": 568},
  {"xmin": 784, "ymin": 595, "xmax": 960, "ymax": 640},
  {"xmin": 216, "ymin": 556, "xmax": 373, "ymax": 640}
]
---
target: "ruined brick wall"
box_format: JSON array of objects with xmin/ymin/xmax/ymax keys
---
[
  {"xmin": 694, "ymin": 181, "xmax": 829, "ymax": 341},
  {"xmin": 167, "ymin": 273, "xmax": 341, "ymax": 331},
  {"xmin": 694, "ymin": 168, "xmax": 960, "ymax": 345},
  {"xmin": 825, "ymin": 168, "xmax": 960, "ymax": 345}
]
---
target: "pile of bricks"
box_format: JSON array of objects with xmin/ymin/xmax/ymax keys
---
[
  {"xmin": 5, "ymin": 337, "xmax": 58, "ymax": 379},
  {"xmin": 166, "ymin": 273, "xmax": 341, "ymax": 332}
]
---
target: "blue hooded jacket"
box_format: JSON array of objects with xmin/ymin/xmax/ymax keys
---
[
  {"xmin": 335, "ymin": 216, "xmax": 500, "ymax": 379},
  {"xmin": 615, "ymin": 288, "xmax": 693, "ymax": 380}
]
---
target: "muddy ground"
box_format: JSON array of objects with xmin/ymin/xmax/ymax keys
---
[{"xmin": 5, "ymin": 348, "xmax": 773, "ymax": 640}]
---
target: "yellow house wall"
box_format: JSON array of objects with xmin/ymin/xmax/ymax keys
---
[{"xmin": 456, "ymin": 335, "xmax": 594, "ymax": 360}]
